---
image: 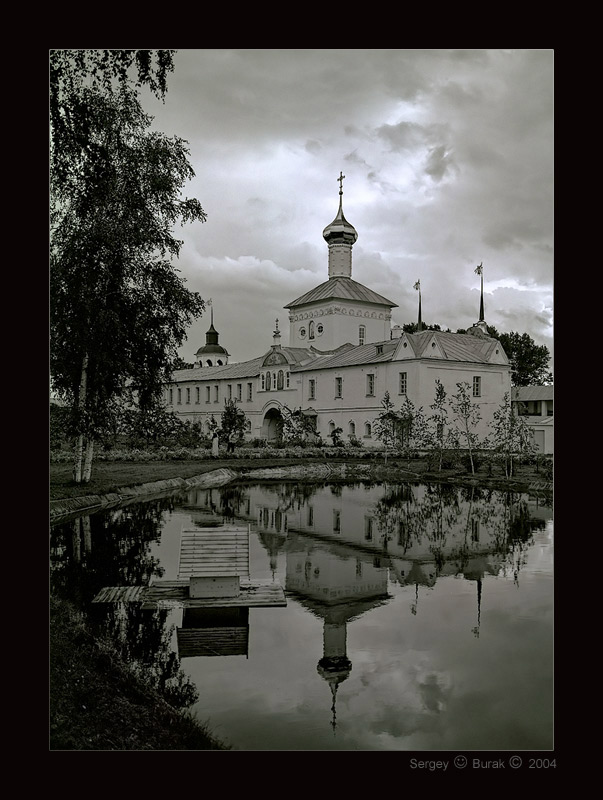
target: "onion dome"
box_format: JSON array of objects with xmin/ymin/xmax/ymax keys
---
[
  {"xmin": 195, "ymin": 306, "xmax": 230, "ymax": 366},
  {"xmin": 322, "ymin": 174, "xmax": 358, "ymax": 246}
]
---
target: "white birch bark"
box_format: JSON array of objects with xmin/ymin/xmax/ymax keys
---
[
  {"xmin": 83, "ymin": 438, "xmax": 94, "ymax": 483},
  {"xmin": 73, "ymin": 353, "xmax": 89, "ymax": 484}
]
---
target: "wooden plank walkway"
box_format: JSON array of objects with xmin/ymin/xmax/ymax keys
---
[
  {"xmin": 178, "ymin": 527, "xmax": 250, "ymax": 579},
  {"xmin": 141, "ymin": 579, "xmax": 286, "ymax": 609},
  {"xmin": 176, "ymin": 627, "xmax": 249, "ymax": 658},
  {"xmin": 92, "ymin": 580, "xmax": 286, "ymax": 608},
  {"xmin": 91, "ymin": 586, "xmax": 146, "ymax": 603}
]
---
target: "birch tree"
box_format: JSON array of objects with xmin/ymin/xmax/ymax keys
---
[
  {"xmin": 449, "ymin": 381, "xmax": 482, "ymax": 474},
  {"xmin": 487, "ymin": 393, "xmax": 536, "ymax": 478},
  {"xmin": 50, "ymin": 50, "xmax": 206, "ymax": 482}
]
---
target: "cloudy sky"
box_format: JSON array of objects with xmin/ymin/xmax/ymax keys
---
[{"xmin": 142, "ymin": 49, "xmax": 553, "ymax": 369}]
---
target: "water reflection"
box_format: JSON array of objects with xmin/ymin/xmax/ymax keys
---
[{"xmin": 50, "ymin": 480, "xmax": 553, "ymax": 750}]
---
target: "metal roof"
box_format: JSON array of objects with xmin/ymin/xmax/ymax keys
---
[
  {"xmin": 512, "ymin": 385, "xmax": 554, "ymax": 401},
  {"xmin": 171, "ymin": 356, "xmax": 266, "ymax": 382},
  {"xmin": 407, "ymin": 330, "xmax": 504, "ymax": 363},
  {"xmin": 285, "ymin": 276, "xmax": 398, "ymax": 309}
]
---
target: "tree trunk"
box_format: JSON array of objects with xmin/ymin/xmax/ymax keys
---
[
  {"xmin": 83, "ymin": 438, "xmax": 94, "ymax": 483},
  {"xmin": 73, "ymin": 353, "xmax": 89, "ymax": 484}
]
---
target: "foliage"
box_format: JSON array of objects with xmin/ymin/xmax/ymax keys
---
[
  {"xmin": 455, "ymin": 326, "xmax": 552, "ymax": 387},
  {"xmin": 449, "ymin": 382, "xmax": 482, "ymax": 474},
  {"xmin": 329, "ymin": 426, "xmax": 344, "ymax": 447},
  {"xmin": 280, "ymin": 406, "xmax": 318, "ymax": 445},
  {"xmin": 50, "ymin": 403, "xmax": 73, "ymax": 450},
  {"xmin": 402, "ymin": 322, "xmax": 445, "ymax": 333},
  {"xmin": 498, "ymin": 331, "xmax": 553, "ymax": 386},
  {"xmin": 218, "ymin": 399, "xmax": 247, "ymax": 445},
  {"xmin": 486, "ymin": 392, "xmax": 537, "ymax": 478},
  {"xmin": 50, "ymin": 50, "xmax": 206, "ymax": 483},
  {"xmin": 373, "ymin": 392, "xmax": 403, "ymax": 461},
  {"xmin": 171, "ymin": 356, "xmax": 195, "ymax": 371},
  {"xmin": 397, "ymin": 396, "xmax": 429, "ymax": 466},
  {"xmin": 426, "ymin": 380, "xmax": 457, "ymax": 471}
]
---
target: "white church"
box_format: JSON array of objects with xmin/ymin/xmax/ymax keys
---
[{"xmin": 165, "ymin": 178, "xmax": 511, "ymax": 444}]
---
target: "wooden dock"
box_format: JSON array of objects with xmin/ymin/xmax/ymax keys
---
[
  {"xmin": 92, "ymin": 579, "xmax": 286, "ymax": 608},
  {"xmin": 176, "ymin": 626, "xmax": 249, "ymax": 658}
]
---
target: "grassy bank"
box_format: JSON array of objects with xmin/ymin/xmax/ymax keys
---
[
  {"xmin": 49, "ymin": 596, "xmax": 230, "ymax": 751},
  {"xmin": 50, "ymin": 452, "xmax": 552, "ymax": 503}
]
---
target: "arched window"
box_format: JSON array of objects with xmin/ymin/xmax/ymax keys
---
[
  {"xmin": 364, "ymin": 422, "xmax": 372, "ymax": 438},
  {"xmin": 277, "ymin": 370, "xmax": 284, "ymax": 390},
  {"xmin": 329, "ymin": 421, "xmax": 336, "ymax": 434},
  {"xmin": 359, "ymin": 325, "xmax": 366, "ymax": 345},
  {"xmin": 206, "ymin": 359, "xmax": 213, "ymax": 367},
  {"xmin": 349, "ymin": 421, "xmax": 356, "ymax": 436},
  {"xmin": 266, "ymin": 371, "xmax": 272, "ymax": 390},
  {"xmin": 309, "ymin": 320, "xmax": 315, "ymax": 339}
]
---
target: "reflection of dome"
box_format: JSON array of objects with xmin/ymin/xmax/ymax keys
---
[
  {"xmin": 317, "ymin": 655, "xmax": 352, "ymax": 683},
  {"xmin": 317, "ymin": 655, "xmax": 352, "ymax": 733}
]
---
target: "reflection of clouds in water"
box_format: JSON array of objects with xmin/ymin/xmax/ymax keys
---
[
  {"xmin": 417, "ymin": 671, "xmax": 450, "ymax": 713},
  {"xmin": 346, "ymin": 651, "xmax": 453, "ymax": 747}
]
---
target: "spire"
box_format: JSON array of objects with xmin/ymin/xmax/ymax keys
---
[
  {"xmin": 467, "ymin": 263, "xmax": 490, "ymax": 338},
  {"xmin": 414, "ymin": 280, "xmax": 423, "ymax": 332},
  {"xmin": 272, "ymin": 318, "xmax": 281, "ymax": 348},
  {"xmin": 323, "ymin": 172, "xmax": 358, "ymax": 279},
  {"xmin": 476, "ymin": 262, "xmax": 484, "ymax": 322},
  {"xmin": 472, "ymin": 578, "xmax": 482, "ymax": 638},
  {"xmin": 195, "ymin": 299, "xmax": 230, "ymax": 365}
]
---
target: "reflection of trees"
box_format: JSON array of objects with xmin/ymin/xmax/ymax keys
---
[
  {"xmin": 90, "ymin": 602, "xmax": 199, "ymax": 709},
  {"xmin": 50, "ymin": 498, "xmax": 198, "ymax": 711},
  {"xmin": 50, "ymin": 498, "xmax": 171, "ymax": 607},
  {"xmin": 369, "ymin": 481, "xmax": 543, "ymax": 585}
]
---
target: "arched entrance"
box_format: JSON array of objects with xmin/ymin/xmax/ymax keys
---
[{"xmin": 262, "ymin": 407, "xmax": 283, "ymax": 442}]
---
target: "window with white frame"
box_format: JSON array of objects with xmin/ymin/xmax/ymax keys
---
[
  {"xmin": 359, "ymin": 325, "xmax": 366, "ymax": 345},
  {"xmin": 472, "ymin": 376, "xmax": 481, "ymax": 397},
  {"xmin": 399, "ymin": 372, "xmax": 407, "ymax": 395},
  {"xmin": 349, "ymin": 420, "xmax": 356, "ymax": 437}
]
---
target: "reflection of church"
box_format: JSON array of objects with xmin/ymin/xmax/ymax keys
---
[
  {"xmin": 177, "ymin": 480, "xmax": 545, "ymax": 727},
  {"xmin": 166, "ymin": 175, "xmax": 511, "ymax": 443}
]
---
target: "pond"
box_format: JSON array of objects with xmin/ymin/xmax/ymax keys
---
[{"xmin": 50, "ymin": 479, "xmax": 553, "ymax": 751}]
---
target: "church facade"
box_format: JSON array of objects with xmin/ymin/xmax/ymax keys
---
[{"xmin": 165, "ymin": 180, "xmax": 511, "ymax": 445}]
